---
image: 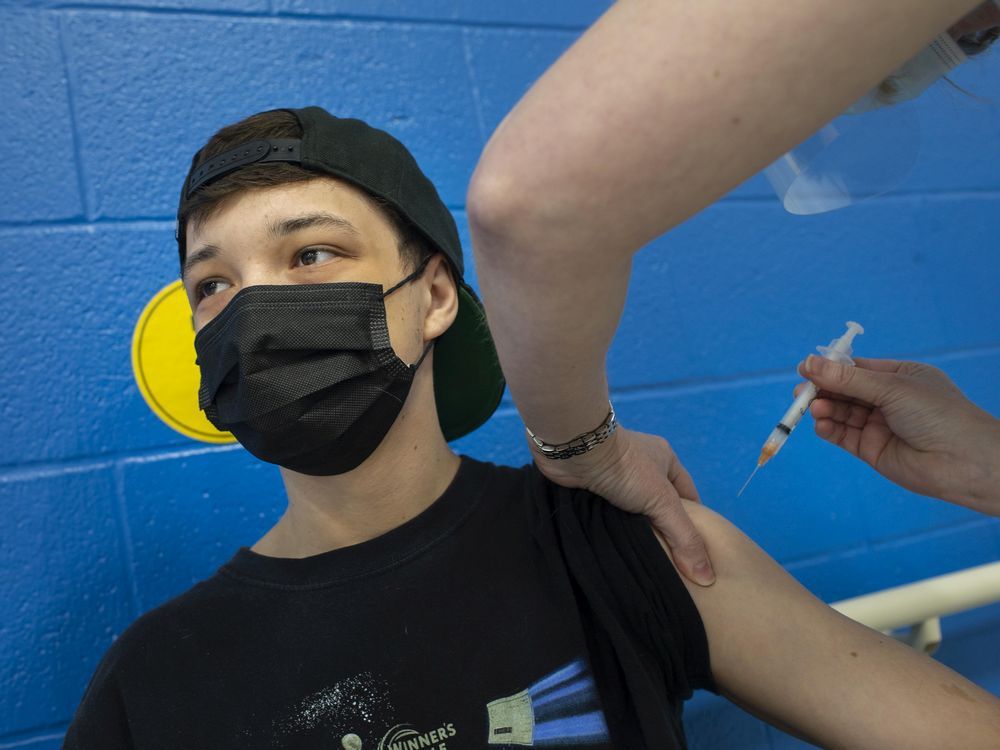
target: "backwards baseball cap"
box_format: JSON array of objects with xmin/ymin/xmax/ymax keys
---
[{"xmin": 175, "ymin": 105, "xmax": 505, "ymax": 441}]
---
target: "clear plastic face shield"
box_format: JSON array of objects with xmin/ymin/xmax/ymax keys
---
[{"xmin": 764, "ymin": 7, "xmax": 999, "ymax": 215}]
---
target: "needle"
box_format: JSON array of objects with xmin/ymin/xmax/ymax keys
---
[{"xmin": 737, "ymin": 464, "xmax": 761, "ymax": 497}]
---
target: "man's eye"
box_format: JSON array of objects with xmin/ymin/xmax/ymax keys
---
[
  {"xmin": 196, "ymin": 279, "xmax": 231, "ymax": 300},
  {"xmin": 296, "ymin": 247, "xmax": 339, "ymax": 267}
]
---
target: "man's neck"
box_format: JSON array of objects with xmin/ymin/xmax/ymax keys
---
[{"xmin": 251, "ymin": 374, "xmax": 461, "ymax": 559}]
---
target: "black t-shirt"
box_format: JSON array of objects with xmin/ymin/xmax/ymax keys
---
[{"xmin": 63, "ymin": 456, "xmax": 716, "ymax": 749}]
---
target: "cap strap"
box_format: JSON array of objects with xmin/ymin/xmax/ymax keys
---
[{"xmin": 186, "ymin": 138, "xmax": 302, "ymax": 198}]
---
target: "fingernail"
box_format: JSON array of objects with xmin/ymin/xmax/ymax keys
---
[
  {"xmin": 694, "ymin": 560, "xmax": 716, "ymax": 586},
  {"xmin": 806, "ymin": 355, "xmax": 826, "ymax": 374}
]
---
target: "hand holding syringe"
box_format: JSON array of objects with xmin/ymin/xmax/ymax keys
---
[{"xmin": 738, "ymin": 321, "xmax": 865, "ymax": 496}]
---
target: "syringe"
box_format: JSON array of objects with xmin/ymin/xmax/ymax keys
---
[{"xmin": 738, "ymin": 320, "xmax": 865, "ymax": 497}]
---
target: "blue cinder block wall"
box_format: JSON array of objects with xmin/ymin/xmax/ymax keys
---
[{"xmin": 2, "ymin": 1, "xmax": 998, "ymax": 747}]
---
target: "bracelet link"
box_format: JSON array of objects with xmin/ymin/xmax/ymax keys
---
[{"xmin": 525, "ymin": 402, "xmax": 617, "ymax": 460}]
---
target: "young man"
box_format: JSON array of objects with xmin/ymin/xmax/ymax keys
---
[{"xmin": 63, "ymin": 106, "xmax": 1000, "ymax": 749}]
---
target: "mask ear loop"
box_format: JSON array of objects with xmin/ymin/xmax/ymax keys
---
[
  {"xmin": 382, "ymin": 254, "xmax": 433, "ymax": 298},
  {"xmin": 381, "ymin": 254, "xmax": 438, "ymax": 370},
  {"xmin": 409, "ymin": 340, "xmax": 435, "ymax": 371}
]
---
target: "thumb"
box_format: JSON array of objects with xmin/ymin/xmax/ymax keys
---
[
  {"xmin": 650, "ymin": 500, "xmax": 716, "ymax": 587},
  {"xmin": 799, "ymin": 355, "xmax": 898, "ymax": 406}
]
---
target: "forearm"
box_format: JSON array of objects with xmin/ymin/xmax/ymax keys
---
[
  {"xmin": 964, "ymin": 413, "xmax": 1000, "ymax": 516},
  {"xmin": 467, "ymin": 0, "xmax": 980, "ymax": 441},
  {"xmin": 470, "ymin": 227, "xmax": 631, "ymax": 441}
]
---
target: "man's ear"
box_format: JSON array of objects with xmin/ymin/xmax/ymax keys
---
[{"xmin": 423, "ymin": 254, "xmax": 459, "ymax": 341}]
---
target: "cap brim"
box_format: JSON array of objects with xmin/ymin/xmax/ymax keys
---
[{"xmin": 433, "ymin": 283, "xmax": 506, "ymax": 441}]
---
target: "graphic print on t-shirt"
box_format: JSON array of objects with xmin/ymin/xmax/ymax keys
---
[
  {"xmin": 235, "ymin": 671, "xmax": 399, "ymax": 747},
  {"xmin": 251, "ymin": 658, "xmax": 609, "ymax": 748},
  {"xmin": 485, "ymin": 659, "xmax": 610, "ymax": 746}
]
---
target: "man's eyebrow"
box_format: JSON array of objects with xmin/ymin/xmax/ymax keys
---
[
  {"xmin": 182, "ymin": 212, "xmax": 362, "ymax": 280},
  {"xmin": 182, "ymin": 244, "xmax": 220, "ymax": 281},
  {"xmin": 267, "ymin": 211, "xmax": 362, "ymax": 240}
]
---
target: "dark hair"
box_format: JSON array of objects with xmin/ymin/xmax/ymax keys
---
[{"xmin": 178, "ymin": 109, "xmax": 431, "ymax": 271}]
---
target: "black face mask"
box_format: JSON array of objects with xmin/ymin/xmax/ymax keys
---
[{"xmin": 193, "ymin": 259, "xmax": 432, "ymax": 476}]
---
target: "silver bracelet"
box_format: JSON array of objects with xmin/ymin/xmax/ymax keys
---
[{"xmin": 525, "ymin": 402, "xmax": 618, "ymax": 460}]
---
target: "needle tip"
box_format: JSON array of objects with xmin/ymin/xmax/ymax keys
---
[{"xmin": 737, "ymin": 464, "xmax": 760, "ymax": 497}]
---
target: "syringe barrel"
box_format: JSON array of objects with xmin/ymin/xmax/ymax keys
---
[
  {"xmin": 756, "ymin": 321, "xmax": 864, "ymax": 469},
  {"xmin": 779, "ymin": 380, "xmax": 819, "ymax": 431}
]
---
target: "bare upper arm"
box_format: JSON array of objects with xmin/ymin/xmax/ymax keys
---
[{"xmin": 653, "ymin": 499, "xmax": 1000, "ymax": 750}]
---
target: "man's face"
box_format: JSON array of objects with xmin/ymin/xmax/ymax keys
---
[{"xmin": 182, "ymin": 176, "xmax": 428, "ymax": 364}]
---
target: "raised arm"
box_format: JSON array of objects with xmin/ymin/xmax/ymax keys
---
[
  {"xmin": 660, "ymin": 499, "xmax": 1000, "ymax": 749},
  {"xmin": 465, "ymin": 0, "xmax": 983, "ymax": 585}
]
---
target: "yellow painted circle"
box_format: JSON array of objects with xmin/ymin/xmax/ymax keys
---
[{"xmin": 131, "ymin": 280, "xmax": 235, "ymax": 444}]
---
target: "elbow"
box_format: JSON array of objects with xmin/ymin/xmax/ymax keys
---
[
  {"xmin": 466, "ymin": 162, "xmax": 527, "ymax": 254},
  {"xmin": 466, "ymin": 148, "xmax": 559, "ymax": 258}
]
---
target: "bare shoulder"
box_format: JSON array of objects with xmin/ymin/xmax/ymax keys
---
[{"xmin": 649, "ymin": 500, "xmax": 1000, "ymax": 749}]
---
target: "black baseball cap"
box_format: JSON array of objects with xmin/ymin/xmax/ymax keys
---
[{"xmin": 175, "ymin": 105, "xmax": 505, "ymax": 441}]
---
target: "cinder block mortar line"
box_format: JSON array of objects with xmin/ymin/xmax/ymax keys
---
[
  {"xmin": 0, "ymin": 458, "xmax": 114, "ymax": 485},
  {"xmin": 780, "ymin": 542, "xmax": 868, "ymax": 574},
  {"xmin": 460, "ymin": 28, "xmax": 488, "ymax": 147},
  {"xmin": 606, "ymin": 342, "xmax": 1000, "ymax": 402},
  {"xmin": 0, "ymin": 443, "xmax": 243, "ymax": 479},
  {"xmin": 0, "ymin": 726, "xmax": 68, "ymax": 748},
  {"xmin": 860, "ymin": 187, "xmax": 1000, "ymax": 202},
  {"xmin": 782, "ymin": 515, "xmax": 997, "ymax": 574},
  {"xmin": 45, "ymin": 2, "xmax": 269, "ymax": 19},
  {"xmin": 112, "ymin": 461, "xmax": 141, "ymax": 620},
  {"xmin": 270, "ymin": 9, "xmax": 589, "ymax": 32},
  {"xmin": 922, "ymin": 342, "xmax": 1000, "ymax": 364},
  {"xmin": 720, "ymin": 188, "xmax": 1000, "ymax": 205},
  {"xmin": 611, "ymin": 369, "xmax": 808, "ymax": 402},
  {"xmin": 0, "ymin": 217, "xmax": 176, "ymax": 235},
  {"xmin": 45, "ymin": 4, "xmax": 592, "ymax": 32},
  {"xmin": 0, "ymin": 207, "xmax": 465, "ymax": 233},
  {"xmin": 4, "ymin": 180, "xmax": 997, "ymax": 233},
  {"xmin": 54, "ymin": 12, "xmax": 91, "ymax": 222},
  {"xmin": 868, "ymin": 515, "xmax": 999, "ymax": 554}
]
